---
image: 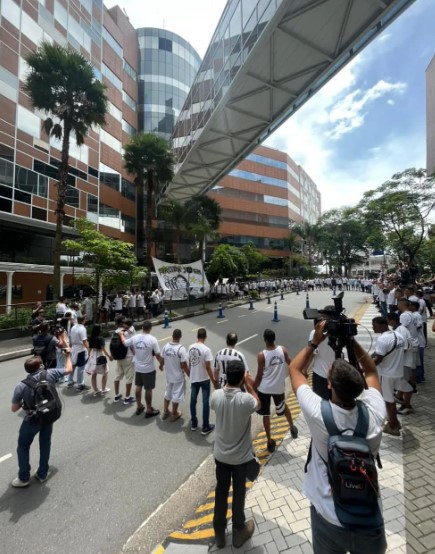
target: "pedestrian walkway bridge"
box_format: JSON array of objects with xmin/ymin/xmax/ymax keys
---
[{"xmin": 165, "ymin": 0, "xmax": 415, "ymax": 202}]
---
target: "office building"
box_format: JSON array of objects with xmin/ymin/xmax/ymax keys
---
[
  {"xmin": 208, "ymin": 145, "xmax": 321, "ymax": 256},
  {"xmin": 137, "ymin": 28, "xmax": 201, "ymax": 139},
  {"xmin": 427, "ymin": 54, "xmax": 435, "ymax": 176}
]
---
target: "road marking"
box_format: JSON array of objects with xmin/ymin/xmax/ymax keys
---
[
  {"xmin": 158, "ymin": 336, "xmax": 172, "ymax": 342},
  {"xmin": 191, "ymin": 327, "xmax": 201, "ymax": 332},
  {"xmin": 216, "ymin": 319, "xmax": 228, "ymax": 324},
  {"xmin": 237, "ymin": 314, "xmax": 246, "ymax": 318},
  {"xmin": 0, "ymin": 453, "xmax": 12, "ymax": 464},
  {"xmin": 237, "ymin": 334, "xmax": 258, "ymax": 346}
]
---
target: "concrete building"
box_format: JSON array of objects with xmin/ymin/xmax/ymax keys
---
[
  {"xmin": 208, "ymin": 145, "xmax": 321, "ymax": 257},
  {"xmin": 427, "ymin": 54, "xmax": 435, "ymax": 176}
]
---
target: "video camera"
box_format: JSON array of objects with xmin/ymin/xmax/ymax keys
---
[{"xmin": 303, "ymin": 292, "xmax": 357, "ymax": 362}]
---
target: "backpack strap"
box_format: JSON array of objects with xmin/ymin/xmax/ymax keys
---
[
  {"xmin": 353, "ymin": 400, "xmax": 369, "ymax": 438},
  {"xmin": 320, "ymin": 400, "xmax": 340, "ymax": 436}
]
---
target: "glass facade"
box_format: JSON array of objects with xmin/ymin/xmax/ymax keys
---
[
  {"xmin": 172, "ymin": 0, "xmax": 283, "ymax": 162},
  {"xmin": 137, "ymin": 28, "xmax": 201, "ymax": 139}
]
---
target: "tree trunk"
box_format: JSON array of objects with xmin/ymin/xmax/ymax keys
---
[
  {"xmin": 53, "ymin": 123, "xmax": 71, "ymax": 300},
  {"xmin": 136, "ymin": 176, "xmax": 145, "ymax": 266},
  {"xmin": 145, "ymin": 170, "xmax": 154, "ymax": 275}
]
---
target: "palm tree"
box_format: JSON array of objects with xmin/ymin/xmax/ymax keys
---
[
  {"xmin": 123, "ymin": 133, "xmax": 174, "ymax": 268},
  {"xmin": 185, "ymin": 196, "xmax": 222, "ymax": 261},
  {"xmin": 24, "ymin": 42, "xmax": 108, "ymax": 298},
  {"xmin": 158, "ymin": 200, "xmax": 186, "ymax": 263}
]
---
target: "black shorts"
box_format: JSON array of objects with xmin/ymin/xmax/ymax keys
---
[
  {"xmin": 256, "ymin": 391, "xmax": 286, "ymax": 416},
  {"xmin": 135, "ymin": 371, "xmax": 156, "ymax": 390}
]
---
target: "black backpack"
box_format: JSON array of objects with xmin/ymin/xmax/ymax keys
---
[
  {"xmin": 109, "ymin": 332, "xmax": 128, "ymax": 360},
  {"xmin": 321, "ymin": 399, "xmax": 383, "ymax": 529},
  {"xmin": 22, "ymin": 370, "xmax": 62, "ymax": 426},
  {"xmin": 32, "ymin": 334, "xmax": 52, "ymax": 365}
]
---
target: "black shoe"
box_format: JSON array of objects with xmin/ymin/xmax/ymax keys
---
[
  {"xmin": 267, "ymin": 439, "xmax": 276, "ymax": 453},
  {"xmin": 215, "ymin": 529, "xmax": 226, "ymax": 549},
  {"xmin": 135, "ymin": 406, "xmax": 145, "ymax": 415},
  {"xmin": 290, "ymin": 426, "xmax": 298, "ymax": 439},
  {"xmin": 145, "ymin": 409, "xmax": 160, "ymax": 418},
  {"xmin": 233, "ymin": 519, "xmax": 255, "ymax": 548}
]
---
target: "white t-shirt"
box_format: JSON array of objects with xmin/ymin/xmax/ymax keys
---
[
  {"xmin": 258, "ymin": 345, "xmax": 287, "ymax": 395},
  {"xmin": 56, "ymin": 302, "xmax": 67, "ymax": 315},
  {"xmin": 113, "ymin": 297, "xmax": 123, "ymax": 311},
  {"xmin": 70, "ymin": 323, "xmax": 87, "ymax": 351},
  {"xmin": 411, "ymin": 312, "xmax": 425, "ymax": 347},
  {"xmin": 117, "ymin": 325, "xmax": 135, "ymax": 358},
  {"xmin": 400, "ymin": 311, "xmax": 418, "ymax": 338},
  {"xmin": 387, "ymin": 289, "xmax": 396, "ymax": 305},
  {"xmin": 374, "ymin": 330, "xmax": 405, "ymax": 377},
  {"xmin": 124, "ymin": 333, "xmax": 160, "ymax": 373},
  {"xmin": 309, "ymin": 330, "xmax": 335, "ymax": 379},
  {"xmin": 214, "ymin": 347, "xmax": 249, "ymax": 386},
  {"xmin": 161, "ymin": 341, "xmax": 187, "ymax": 382},
  {"xmin": 188, "ymin": 342, "xmax": 213, "ymax": 383},
  {"xmin": 395, "ymin": 324, "xmax": 416, "ymax": 368},
  {"xmin": 297, "ymin": 384, "xmax": 385, "ymax": 527}
]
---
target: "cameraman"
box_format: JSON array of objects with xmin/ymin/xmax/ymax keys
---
[
  {"xmin": 289, "ymin": 321, "xmax": 387, "ymax": 554},
  {"xmin": 307, "ymin": 307, "xmax": 336, "ymax": 400}
]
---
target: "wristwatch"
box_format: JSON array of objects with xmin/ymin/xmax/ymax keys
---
[{"xmin": 307, "ymin": 341, "xmax": 318, "ymax": 350}]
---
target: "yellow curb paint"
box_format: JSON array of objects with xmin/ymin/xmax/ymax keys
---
[
  {"xmin": 169, "ymin": 529, "xmax": 214, "ymax": 540},
  {"xmin": 153, "ymin": 546, "xmax": 165, "ymax": 554}
]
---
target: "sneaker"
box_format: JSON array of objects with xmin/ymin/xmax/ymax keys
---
[
  {"xmin": 191, "ymin": 422, "xmax": 198, "ymax": 431},
  {"xmin": 397, "ymin": 406, "xmax": 413, "ymax": 415},
  {"xmin": 123, "ymin": 396, "xmax": 135, "ymax": 405},
  {"xmin": 100, "ymin": 388, "xmax": 110, "ymax": 394},
  {"xmin": 66, "ymin": 381, "xmax": 75, "ymax": 389},
  {"xmin": 114, "ymin": 394, "xmax": 122, "ymax": 403},
  {"xmin": 383, "ymin": 423, "xmax": 401, "ymax": 436},
  {"xmin": 33, "ymin": 470, "xmax": 51, "ymax": 483},
  {"xmin": 267, "ymin": 439, "xmax": 276, "ymax": 453},
  {"xmin": 290, "ymin": 426, "xmax": 298, "ymax": 439},
  {"xmin": 135, "ymin": 406, "xmax": 145, "ymax": 415},
  {"xmin": 201, "ymin": 424, "xmax": 215, "ymax": 436},
  {"xmin": 232, "ymin": 519, "xmax": 255, "ymax": 548},
  {"xmin": 11, "ymin": 477, "xmax": 30, "ymax": 488}
]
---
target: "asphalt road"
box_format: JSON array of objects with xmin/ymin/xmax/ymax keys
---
[{"xmin": 0, "ymin": 290, "xmax": 367, "ymax": 554}]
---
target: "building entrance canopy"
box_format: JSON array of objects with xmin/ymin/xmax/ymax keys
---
[{"xmin": 166, "ymin": 0, "xmax": 415, "ymax": 202}]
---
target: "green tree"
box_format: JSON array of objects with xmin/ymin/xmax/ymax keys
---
[
  {"xmin": 358, "ymin": 168, "xmax": 435, "ymax": 266},
  {"xmin": 123, "ymin": 133, "xmax": 174, "ymax": 268},
  {"xmin": 316, "ymin": 208, "xmax": 368, "ymax": 276},
  {"xmin": 185, "ymin": 196, "xmax": 222, "ymax": 262},
  {"xmin": 207, "ymin": 244, "xmax": 248, "ymax": 282},
  {"xmin": 63, "ymin": 219, "xmax": 140, "ymax": 304},
  {"xmin": 290, "ymin": 221, "xmax": 319, "ymax": 266},
  {"xmin": 24, "ymin": 42, "xmax": 108, "ymax": 299},
  {"xmin": 241, "ymin": 242, "xmax": 269, "ymax": 274}
]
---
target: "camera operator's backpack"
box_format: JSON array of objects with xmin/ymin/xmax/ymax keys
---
[
  {"xmin": 109, "ymin": 332, "xmax": 128, "ymax": 360},
  {"xmin": 320, "ymin": 399, "xmax": 383, "ymax": 529},
  {"xmin": 32, "ymin": 334, "xmax": 53, "ymax": 366},
  {"xmin": 22, "ymin": 370, "xmax": 62, "ymax": 426}
]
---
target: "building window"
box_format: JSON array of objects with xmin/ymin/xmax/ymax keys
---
[
  {"xmin": 158, "ymin": 37, "xmax": 172, "ymax": 52},
  {"xmin": 121, "ymin": 178, "xmax": 135, "ymax": 200},
  {"xmin": 65, "ymin": 185, "xmax": 79, "ymax": 208},
  {"xmin": 0, "ymin": 159, "xmax": 14, "ymax": 187}
]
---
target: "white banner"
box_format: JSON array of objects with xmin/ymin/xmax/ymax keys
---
[{"xmin": 152, "ymin": 258, "xmax": 210, "ymax": 299}]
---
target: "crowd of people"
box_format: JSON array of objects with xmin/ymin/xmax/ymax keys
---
[{"xmin": 10, "ymin": 275, "xmax": 435, "ymax": 552}]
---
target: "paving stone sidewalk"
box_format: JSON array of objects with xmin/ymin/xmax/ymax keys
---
[{"xmin": 158, "ymin": 305, "xmax": 435, "ymax": 554}]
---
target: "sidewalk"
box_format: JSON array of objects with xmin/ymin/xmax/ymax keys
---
[{"xmin": 151, "ymin": 303, "xmax": 435, "ymax": 554}]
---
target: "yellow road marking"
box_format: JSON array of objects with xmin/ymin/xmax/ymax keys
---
[
  {"xmin": 169, "ymin": 529, "xmax": 214, "ymax": 540},
  {"xmin": 153, "ymin": 546, "xmax": 165, "ymax": 554}
]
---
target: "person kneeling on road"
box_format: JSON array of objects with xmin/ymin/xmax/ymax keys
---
[
  {"xmin": 289, "ymin": 321, "xmax": 387, "ymax": 554},
  {"xmin": 211, "ymin": 360, "xmax": 260, "ymax": 549}
]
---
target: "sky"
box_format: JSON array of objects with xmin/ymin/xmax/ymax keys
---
[{"xmin": 105, "ymin": 0, "xmax": 435, "ymax": 212}]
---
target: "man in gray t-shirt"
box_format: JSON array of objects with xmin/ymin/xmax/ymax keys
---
[{"xmin": 210, "ymin": 360, "xmax": 259, "ymax": 549}]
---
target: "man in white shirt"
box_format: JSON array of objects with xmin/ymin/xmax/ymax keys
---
[
  {"xmin": 254, "ymin": 329, "xmax": 298, "ymax": 453},
  {"xmin": 112, "ymin": 316, "xmax": 136, "ymax": 405},
  {"xmin": 387, "ymin": 313, "xmax": 415, "ymax": 414},
  {"xmin": 121, "ymin": 320, "xmax": 163, "ymax": 418},
  {"xmin": 409, "ymin": 301, "xmax": 426, "ymax": 383},
  {"xmin": 160, "ymin": 329, "xmax": 189, "ymax": 422},
  {"xmin": 66, "ymin": 315, "xmax": 90, "ymax": 392},
  {"xmin": 398, "ymin": 298, "xmax": 419, "ymax": 392},
  {"xmin": 113, "ymin": 293, "xmax": 123, "ymax": 316},
  {"xmin": 213, "ymin": 332, "xmax": 250, "ymax": 388},
  {"xmin": 372, "ymin": 316, "xmax": 405, "ymax": 436},
  {"xmin": 307, "ymin": 308, "xmax": 337, "ymax": 400},
  {"xmin": 188, "ymin": 328, "xmax": 217, "ymax": 435},
  {"xmin": 289, "ymin": 322, "xmax": 387, "ymax": 554}
]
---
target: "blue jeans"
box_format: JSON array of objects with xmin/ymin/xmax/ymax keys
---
[
  {"xmin": 67, "ymin": 351, "xmax": 87, "ymax": 386},
  {"xmin": 416, "ymin": 346, "xmax": 425, "ymax": 383},
  {"xmin": 190, "ymin": 380, "xmax": 211, "ymax": 430},
  {"xmin": 310, "ymin": 506, "xmax": 386, "ymax": 554},
  {"xmin": 17, "ymin": 419, "xmax": 53, "ymax": 481}
]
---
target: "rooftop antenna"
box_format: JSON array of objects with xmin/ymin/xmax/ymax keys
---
[{"xmin": 163, "ymin": 19, "xmax": 165, "ymax": 29}]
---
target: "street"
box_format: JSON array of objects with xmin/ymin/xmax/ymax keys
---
[{"xmin": 0, "ymin": 291, "xmax": 367, "ymax": 554}]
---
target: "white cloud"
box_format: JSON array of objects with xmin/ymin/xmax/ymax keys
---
[{"xmin": 265, "ymin": 59, "xmax": 422, "ymax": 213}]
